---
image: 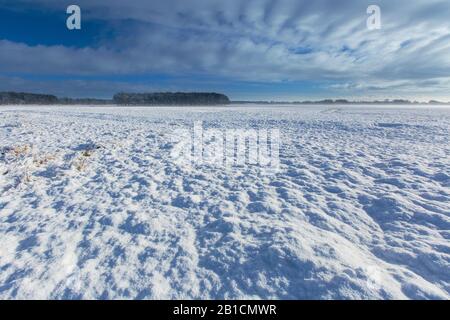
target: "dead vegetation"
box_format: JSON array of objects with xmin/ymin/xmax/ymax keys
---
[
  {"xmin": 1, "ymin": 144, "xmax": 32, "ymax": 160},
  {"xmin": 0, "ymin": 144, "xmax": 33, "ymax": 186},
  {"xmin": 0, "ymin": 141, "xmax": 103, "ymax": 186},
  {"xmin": 72, "ymin": 142, "xmax": 103, "ymax": 172},
  {"xmin": 1, "ymin": 144, "xmax": 59, "ymax": 187},
  {"xmin": 33, "ymin": 154, "xmax": 56, "ymax": 167}
]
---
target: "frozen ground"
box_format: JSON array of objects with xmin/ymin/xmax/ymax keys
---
[{"xmin": 0, "ymin": 104, "xmax": 449, "ymax": 299}]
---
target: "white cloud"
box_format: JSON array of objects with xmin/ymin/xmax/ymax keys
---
[{"xmin": 2, "ymin": 0, "xmax": 450, "ymax": 99}]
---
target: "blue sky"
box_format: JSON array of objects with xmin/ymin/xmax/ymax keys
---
[{"xmin": 0, "ymin": 0, "xmax": 449, "ymax": 101}]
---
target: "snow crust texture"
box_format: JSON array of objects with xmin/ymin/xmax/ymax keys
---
[{"xmin": 0, "ymin": 105, "xmax": 449, "ymax": 299}]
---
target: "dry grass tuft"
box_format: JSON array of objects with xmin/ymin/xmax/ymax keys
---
[
  {"xmin": 73, "ymin": 157, "xmax": 88, "ymax": 171},
  {"xmin": 33, "ymin": 154, "xmax": 56, "ymax": 167},
  {"xmin": 72, "ymin": 142, "xmax": 102, "ymax": 171},
  {"xmin": 11, "ymin": 145, "xmax": 32, "ymax": 157}
]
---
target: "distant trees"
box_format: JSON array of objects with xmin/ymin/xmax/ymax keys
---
[
  {"xmin": 113, "ymin": 92, "xmax": 230, "ymax": 105},
  {"xmin": 58, "ymin": 97, "xmax": 112, "ymax": 105},
  {"xmin": 0, "ymin": 91, "xmax": 230, "ymax": 105},
  {"xmin": 0, "ymin": 92, "xmax": 58, "ymax": 105},
  {"xmin": 1, "ymin": 91, "xmax": 449, "ymax": 106}
]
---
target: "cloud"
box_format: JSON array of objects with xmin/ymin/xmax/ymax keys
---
[{"xmin": 1, "ymin": 0, "xmax": 450, "ymax": 99}]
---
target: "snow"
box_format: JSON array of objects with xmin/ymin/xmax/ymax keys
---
[{"xmin": 0, "ymin": 104, "xmax": 449, "ymax": 300}]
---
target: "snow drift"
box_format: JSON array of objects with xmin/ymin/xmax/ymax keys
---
[{"xmin": 0, "ymin": 105, "xmax": 449, "ymax": 299}]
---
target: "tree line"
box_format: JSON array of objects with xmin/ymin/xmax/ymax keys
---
[
  {"xmin": 1, "ymin": 91, "xmax": 448, "ymax": 106},
  {"xmin": 113, "ymin": 92, "xmax": 230, "ymax": 105},
  {"xmin": 0, "ymin": 91, "xmax": 230, "ymax": 105},
  {"xmin": 0, "ymin": 92, "xmax": 59, "ymax": 105}
]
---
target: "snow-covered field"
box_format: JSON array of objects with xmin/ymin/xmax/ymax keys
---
[{"xmin": 0, "ymin": 104, "xmax": 449, "ymax": 300}]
